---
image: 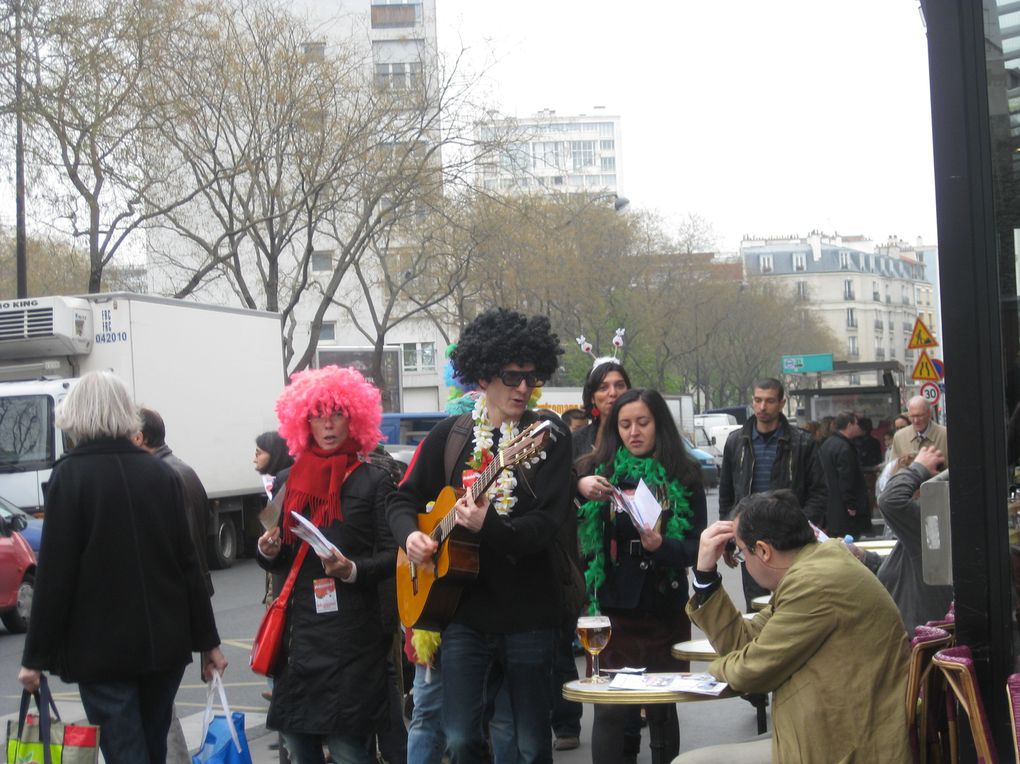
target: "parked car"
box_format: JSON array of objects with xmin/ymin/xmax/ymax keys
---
[
  {"xmin": 685, "ymin": 439, "xmax": 719, "ymax": 489},
  {"xmin": 0, "ymin": 510, "xmax": 36, "ymax": 633},
  {"xmin": 0, "ymin": 495, "xmax": 42, "ymax": 554}
]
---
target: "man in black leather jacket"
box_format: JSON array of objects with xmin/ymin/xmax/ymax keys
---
[{"xmin": 718, "ymin": 379, "xmax": 826, "ymax": 609}]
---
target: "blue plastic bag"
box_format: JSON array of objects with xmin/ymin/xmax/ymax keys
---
[{"xmin": 192, "ymin": 672, "xmax": 252, "ymax": 764}]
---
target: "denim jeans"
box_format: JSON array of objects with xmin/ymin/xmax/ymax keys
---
[
  {"xmin": 281, "ymin": 731, "xmax": 372, "ymax": 764},
  {"xmin": 78, "ymin": 666, "xmax": 185, "ymax": 764},
  {"xmin": 441, "ymin": 623, "xmax": 555, "ymax": 764},
  {"xmin": 408, "ymin": 661, "xmax": 445, "ymax": 764},
  {"xmin": 549, "ymin": 626, "xmax": 582, "ymax": 738}
]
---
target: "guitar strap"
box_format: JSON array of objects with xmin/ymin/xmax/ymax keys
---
[{"xmin": 443, "ymin": 413, "xmax": 474, "ymax": 486}]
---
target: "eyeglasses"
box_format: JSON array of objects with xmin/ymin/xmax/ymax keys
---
[
  {"xmin": 731, "ymin": 543, "xmax": 751, "ymax": 564},
  {"xmin": 498, "ymin": 370, "xmax": 546, "ymax": 388}
]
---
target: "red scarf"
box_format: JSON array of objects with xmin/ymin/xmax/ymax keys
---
[{"xmin": 281, "ymin": 441, "xmax": 360, "ymax": 543}]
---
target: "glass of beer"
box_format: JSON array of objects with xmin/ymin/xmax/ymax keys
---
[{"xmin": 577, "ymin": 615, "xmax": 612, "ymax": 684}]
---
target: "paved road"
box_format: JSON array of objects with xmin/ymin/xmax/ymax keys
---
[{"xmin": 0, "ymin": 487, "xmax": 770, "ymax": 762}]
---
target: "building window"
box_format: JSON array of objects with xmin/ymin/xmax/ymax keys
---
[
  {"xmin": 374, "ymin": 61, "xmax": 422, "ymax": 90},
  {"xmin": 600, "ymin": 139, "xmax": 615, "ymax": 150},
  {"xmin": 840, "ymin": 251, "xmax": 850, "ymax": 270},
  {"xmin": 318, "ymin": 322, "xmax": 336, "ymax": 343},
  {"xmin": 849, "ymin": 373, "xmax": 861, "ymax": 386},
  {"xmin": 760, "ymin": 255, "xmax": 773, "ymax": 273},
  {"xmin": 901, "ymin": 285, "xmax": 910, "ymax": 305},
  {"xmin": 570, "ymin": 140, "xmax": 595, "ymax": 170},
  {"xmin": 796, "ymin": 280, "xmax": 809, "ymax": 300},
  {"xmin": 843, "ymin": 279, "xmax": 855, "ymax": 300},
  {"xmin": 303, "ymin": 41, "xmax": 326, "ymax": 62},
  {"xmin": 873, "ymin": 281, "xmax": 880, "ymax": 301},
  {"xmin": 600, "ymin": 156, "xmax": 615, "ymax": 171},
  {"xmin": 793, "ymin": 253, "xmax": 806, "ymax": 272},
  {"xmin": 402, "ymin": 341, "xmax": 436, "ymax": 372},
  {"xmin": 846, "ymin": 308, "xmax": 857, "ymax": 328},
  {"xmin": 848, "ymin": 336, "xmax": 859, "ymax": 357},
  {"xmin": 311, "ymin": 250, "xmax": 333, "ymax": 272},
  {"xmin": 370, "ymin": 2, "xmax": 422, "ymax": 29}
]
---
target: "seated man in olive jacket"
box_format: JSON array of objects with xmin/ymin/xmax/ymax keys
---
[{"xmin": 675, "ymin": 490, "xmax": 910, "ymax": 764}]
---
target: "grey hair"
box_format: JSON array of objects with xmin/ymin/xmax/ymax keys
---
[{"xmin": 55, "ymin": 371, "xmax": 141, "ymax": 442}]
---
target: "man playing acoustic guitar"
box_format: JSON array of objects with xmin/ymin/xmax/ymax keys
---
[{"xmin": 387, "ymin": 308, "xmax": 573, "ymax": 764}]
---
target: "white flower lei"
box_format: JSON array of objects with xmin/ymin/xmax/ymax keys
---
[{"xmin": 471, "ymin": 394, "xmax": 519, "ymax": 515}]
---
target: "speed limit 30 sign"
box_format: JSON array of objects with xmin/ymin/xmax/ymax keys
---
[{"xmin": 920, "ymin": 381, "xmax": 941, "ymax": 407}]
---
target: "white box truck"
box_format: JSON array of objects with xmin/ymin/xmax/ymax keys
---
[{"xmin": 0, "ymin": 293, "xmax": 285, "ymax": 568}]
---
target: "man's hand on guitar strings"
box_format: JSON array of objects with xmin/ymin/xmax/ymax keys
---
[
  {"xmin": 406, "ymin": 530, "xmax": 439, "ymax": 564},
  {"xmin": 454, "ymin": 492, "xmax": 489, "ymax": 532}
]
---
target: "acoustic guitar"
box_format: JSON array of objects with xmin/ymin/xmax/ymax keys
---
[{"xmin": 396, "ymin": 419, "xmax": 553, "ymax": 629}]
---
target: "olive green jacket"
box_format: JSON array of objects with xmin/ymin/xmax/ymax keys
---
[{"xmin": 687, "ymin": 540, "xmax": 911, "ymax": 763}]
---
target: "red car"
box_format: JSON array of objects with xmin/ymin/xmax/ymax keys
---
[{"xmin": 0, "ymin": 512, "xmax": 36, "ymax": 633}]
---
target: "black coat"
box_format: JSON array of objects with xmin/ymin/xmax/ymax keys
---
[
  {"xmin": 718, "ymin": 415, "xmax": 827, "ymax": 525},
  {"xmin": 818, "ymin": 432, "xmax": 871, "ymax": 537},
  {"xmin": 587, "ymin": 479, "xmax": 707, "ymax": 616},
  {"xmin": 152, "ymin": 444, "xmax": 213, "ymax": 596},
  {"xmin": 259, "ymin": 460, "xmax": 396, "ymax": 736},
  {"xmin": 22, "ymin": 438, "xmax": 219, "ymax": 683}
]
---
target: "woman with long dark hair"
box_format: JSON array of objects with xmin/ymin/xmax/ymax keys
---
[
  {"xmin": 574, "ymin": 360, "xmax": 632, "ymax": 495},
  {"xmin": 576, "ymin": 388, "xmax": 707, "ymax": 764}
]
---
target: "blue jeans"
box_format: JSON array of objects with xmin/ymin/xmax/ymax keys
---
[
  {"xmin": 78, "ymin": 666, "xmax": 185, "ymax": 764},
  {"xmin": 408, "ymin": 661, "xmax": 445, "ymax": 764},
  {"xmin": 549, "ymin": 626, "xmax": 582, "ymax": 738},
  {"xmin": 441, "ymin": 623, "xmax": 555, "ymax": 764},
  {"xmin": 281, "ymin": 731, "xmax": 372, "ymax": 764}
]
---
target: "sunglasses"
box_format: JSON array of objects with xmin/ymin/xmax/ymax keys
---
[{"xmin": 498, "ymin": 370, "xmax": 546, "ymax": 388}]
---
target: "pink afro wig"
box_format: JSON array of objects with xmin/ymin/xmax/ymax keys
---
[{"xmin": 275, "ymin": 365, "xmax": 383, "ymax": 457}]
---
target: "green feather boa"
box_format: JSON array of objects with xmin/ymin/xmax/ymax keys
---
[{"xmin": 577, "ymin": 448, "xmax": 694, "ymax": 614}]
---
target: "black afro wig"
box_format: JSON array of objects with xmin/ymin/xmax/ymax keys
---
[{"xmin": 451, "ymin": 308, "xmax": 563, "ymax": 385}]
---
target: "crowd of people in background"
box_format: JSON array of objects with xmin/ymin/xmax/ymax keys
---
[{"xmin": 10, "ymin": 307, "xmax": 954, "ymax": 764}]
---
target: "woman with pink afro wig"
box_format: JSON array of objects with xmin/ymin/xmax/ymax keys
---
[
  {"xmin": 255, "ymin": 365, "xmax": 396, "ymax": 761},
  {"xmin": 275, "ymin": 365, "xmax": 383, "ymax": 457}
]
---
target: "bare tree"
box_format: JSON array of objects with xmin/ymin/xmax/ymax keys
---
[
  {"xmin": 144, "ymin": 0, "xmax": 501, "ymax": 370},
  {"xmin": 5, "ymin": 0, "xmax": 218, "ymax": 291}
]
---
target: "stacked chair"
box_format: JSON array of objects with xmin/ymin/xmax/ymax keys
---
[
  {"xmin": 907, "ymin": 625, "xmax": 954, "ymax": 763},
  {"xmin": 931, "ymin": 645, "xmax": 997, "ymax": 764}
]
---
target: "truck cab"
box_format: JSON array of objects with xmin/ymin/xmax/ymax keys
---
[{"xmin": 0, "ymin": 379, "xmax": 76, "ymax": 512}]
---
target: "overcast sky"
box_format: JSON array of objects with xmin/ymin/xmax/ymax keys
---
[{"xmin": 435, "ymin": 0, "xmax": 936, "ymax": 252}]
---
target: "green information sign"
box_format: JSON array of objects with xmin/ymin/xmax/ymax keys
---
[{"xmin": 781, "ymin": 353, "xmax": 834, "ymax": 374}]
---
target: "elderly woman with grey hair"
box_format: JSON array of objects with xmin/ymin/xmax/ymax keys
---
[{"xmin": 17, "ymin": 371, "xmax": 226, "ymax": 764}]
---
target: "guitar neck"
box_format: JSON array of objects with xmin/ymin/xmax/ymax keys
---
[{"xmin": 432, "ymin": 451, "xmax": 507, "ymax": 544}]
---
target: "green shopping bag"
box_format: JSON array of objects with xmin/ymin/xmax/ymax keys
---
[{"xmin": 5, "ymin": 675, "xmax": 99, "ymax": 764}]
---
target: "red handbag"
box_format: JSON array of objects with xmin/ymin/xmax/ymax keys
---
[{"xmin": 250, "ymin": 544, "xmax": 309, "ymax": 677}]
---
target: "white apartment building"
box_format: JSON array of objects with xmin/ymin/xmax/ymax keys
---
[
  {"xmin": 475, "ymin": 108, "xmax": 623, "ymax": 198},
  {"xmin": 147, "ymin": 0, "xmax": 449, "ymax": 411},
  {"xmin": 741, "ymin": 232, "xmax": 941, "ymax": 389}
]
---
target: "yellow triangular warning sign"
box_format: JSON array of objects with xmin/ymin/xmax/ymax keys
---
[
  {"xmin": 907, "ymin": 318, "xmax": 938, "ymax": 350},
  {"xmin": 912, "ymin": 350, "xmax": 940, "ymax": 381}
]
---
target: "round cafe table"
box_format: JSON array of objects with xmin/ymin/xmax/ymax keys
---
[
  {"xmin": 671, "ymin": 638, "xmax": 716, "ymax": 662},
  {"xmin": 562, "ymin": 677, "xmax": 734, "ymax": 764},
  {"xmin": 751, "ymin": 594, "xmax": 771, "ymax": 611}
]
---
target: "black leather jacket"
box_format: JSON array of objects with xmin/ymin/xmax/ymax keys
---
[{"xmin": 718, "ymin": 415, "xmax": 827, "ymax": 525}]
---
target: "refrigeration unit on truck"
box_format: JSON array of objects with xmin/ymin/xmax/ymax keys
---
[{"xmin": 0, "ymin": 293, "xmax": 285, "ymax": 568}]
